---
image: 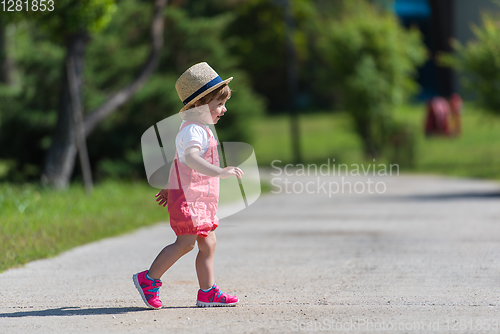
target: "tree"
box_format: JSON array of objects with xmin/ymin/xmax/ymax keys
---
[
  {"xmin": 439, "ymin": 10, "xmax": 500, "ymax": 114},
  {"xmin": 226, "ymin": 0, "xmax": 323, "ymax": 111},
  {"xmin": 40, "ymin": 0, "xmax": 167, "ymax": 188},
  {"xmin": 0, "ymin": 8, "xmax": 24, "ymax": 86},
  {"xmin": 317, "ymin": 0, "xmax": 426, "ymax": 158},
  {"xmin": 0, "ymin": 18, "xmax": 12, "ymax": 85}
]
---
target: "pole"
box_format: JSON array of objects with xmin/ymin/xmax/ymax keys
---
[{"xmin": 283, "ymin": 0, "xmax": 302, "ymax": 164}]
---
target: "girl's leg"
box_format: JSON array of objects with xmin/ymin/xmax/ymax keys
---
[
  {"xmin": 148, "ymin": 234, "xmax": 198, "ymax": 280},
  {"xmin": 195, "ymin": 231, "xmax": 216, "ymax": 290}
]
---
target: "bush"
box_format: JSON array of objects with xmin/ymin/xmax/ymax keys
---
[
  {"xmin": 439, "ymin": 10, "xmax": 500, "ymax": 114},
  {"xmin": 317, "ymin": 0, "xmax": 427, "ymax": 159}
]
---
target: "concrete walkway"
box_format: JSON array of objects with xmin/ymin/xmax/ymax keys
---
[{"xmin": 1, "ymin": 171, "xmax": 500, "ymax": 333}]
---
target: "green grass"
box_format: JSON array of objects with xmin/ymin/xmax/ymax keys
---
[
  {"xmin": 396, "ymin": 103, "xmax": 500, "ymax": 179},
  {"xmin": 0, "ymin": 179, "xmax": 272, "ymax": 272},
  {"xmin": 0, "ymin": 181, "xmax": 170, "ymax": 272},
  {"xmin": 250, "ymin": 102, "xmax": 500, "ymax": 180},
  {"xmin": 251, "ymin": 111, "xmax": 363, "ymax": 166}
]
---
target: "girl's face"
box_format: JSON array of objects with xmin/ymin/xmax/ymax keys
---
[{"xmin": 205, "ymin": 97, "xmax": 228, "ymax": 124}]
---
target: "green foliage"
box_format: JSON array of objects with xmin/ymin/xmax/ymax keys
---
[
  {"xmin": 316, "ymin": 0, "xmax": 427, "ymax": 158},
  {"xmin": 0, "ymin": 0, "xmax": 265, "ymax": 181},
  {"xmin": 225, "ymin": 0, "xmax": 288, "ymax": 110},
  {"xmin": 226, "ymin": 0, "xmax": 324, "ymax": 110},
  {"xmin": 385, "ymin": 121, "xmax": 416, "ymax": 168},
  {"xmin": 38, "ymin": 0, "xmax": 117, "ymax": 38},
  {"xmin": 439, "ymin": 10, "xmax": 500, "ymax": 114},
  {"xmin": 0, "ymin": 0, "xmax": 117, "ymax": 37},
  {"xmin": 0, "ymin": 21, "xmax": 63, "ymax": 181}
]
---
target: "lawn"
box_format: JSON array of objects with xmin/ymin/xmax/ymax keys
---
[
  {"xmin": 250, "ymin": 102, "xmax": 500, "ymax": 180},
  {"xmin": 0, "ymin": 181, "xmax": 169, "ymax": 272},
  {"xmin": 0, "ymin": 178, "xmax": 269, "ymax": 272}
]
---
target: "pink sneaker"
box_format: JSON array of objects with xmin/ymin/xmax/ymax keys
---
[
  {"xmin": 196, "ymin": 284, "xmax": 239, "ymax": 307},
  {"xmin": 133, "ymin": 270, "xmax": 163, "ymax": 309}
]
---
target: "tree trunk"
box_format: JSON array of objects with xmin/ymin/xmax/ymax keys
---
[
  {"xmin": 283, "ymin": 0, "xmax": 302, "ymax": 165},
  {"xmin": 429, "ymin": 0, "xmax": 455, "ymax": 96},
  {"xmin": 41, "ymin": 32, "xmax": 88, "ymax": 189},
  {"xmin": 0, "ymin": 17, "xmax": 13, "ymax": 85},
  {"xmin": 355, "ymin": 117, "xmax": 379, "ymax": 160},
  {"xmin": 67, "ymin": 56, "xmax": 93, "ymax": 194},
  {"xmin": 41, "ymin": 0, "xmax": 167, "ymax": 189}
]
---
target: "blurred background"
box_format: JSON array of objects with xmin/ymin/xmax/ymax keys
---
[{"xmin": 1, "ymin": 0, "xmax": 499, "ymax": 270}]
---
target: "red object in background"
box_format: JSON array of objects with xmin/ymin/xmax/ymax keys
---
[
  {"xmin": 424, "ymin": 94, "xmax": 462, "ymax": 137},
  {"xmin": 425, "ymin": 97, "xmax": 450, "ymax": 136}
]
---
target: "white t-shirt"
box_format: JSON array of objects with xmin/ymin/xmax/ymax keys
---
[{"xmin": 176, "ymin": 121, "xmax": 214, "ymax": 165}]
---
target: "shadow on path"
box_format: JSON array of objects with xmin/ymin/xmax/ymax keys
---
[
  {"xmin": 406, "ymin": 191, "xmax": 500, "ymax": 201},
  {"xmin": 0, "ymin": 305, "xmax": 196, "ymax": 318},
  {"xmin": 377, "ymin": 191, "xmax": 500, "ymax": 202}
]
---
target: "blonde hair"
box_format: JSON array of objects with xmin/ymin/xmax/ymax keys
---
[{"xmin": 181, "ymin": 84, "xmax": 231, "ymax": 115}]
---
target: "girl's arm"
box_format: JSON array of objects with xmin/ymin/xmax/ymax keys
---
[{"xmin": 184, "ymin": 146, "xmax": 243, "ymax": 179}]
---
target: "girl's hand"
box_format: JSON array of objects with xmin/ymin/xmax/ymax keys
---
[
  {"xmin": 219, "ymin": 166, "xmax": 244, "ymax": 179},
  {"xmin": 155, "ymin": 188, "xmax": 169, "ymax": 207}
]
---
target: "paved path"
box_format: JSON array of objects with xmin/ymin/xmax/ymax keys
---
[{"xmin": 1, "ymin": 171, "xmax": 500, "ymax": 333}]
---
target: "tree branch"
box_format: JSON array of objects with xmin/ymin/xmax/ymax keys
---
[{"xmin": 83, "ymin": 0, "xmax": 167, "ymax": 137}]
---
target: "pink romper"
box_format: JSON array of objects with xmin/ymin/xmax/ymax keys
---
[{"xmin": 167, "ymin": 121, "xmax": 220, "ymax": 237}]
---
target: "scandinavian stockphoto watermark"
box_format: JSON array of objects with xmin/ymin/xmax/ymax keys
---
[
  {"xmin": 140, "ymin": 106, "xmax": 261, "ymax": 219},
  {"xmin": 290, "ymin": 318, "xmax": 439, "ymax": 332},
  {"xmin": 289, "ymin": 317, "xmax": 500, "ymax": 332},
  {"xmin": 270, "ymin": 159, "xmax": 399, "ymax": 196}
]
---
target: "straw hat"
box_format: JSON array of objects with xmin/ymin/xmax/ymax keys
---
[{"xmin": 175, "ymin": 62, "xmax": 233, "ymax": 112}]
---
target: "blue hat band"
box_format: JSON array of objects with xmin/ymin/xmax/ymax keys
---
[{"xmin": 182, "ymin": 76, "xmax": 223, "ymax": 105}]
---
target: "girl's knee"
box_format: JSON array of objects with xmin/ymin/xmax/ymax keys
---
[
  {"xmin": 175, "ymin": 236, "xmax": 197, "ymax": 254},
  {"xmin": 198, "ymin": 234, "xmax": 216, "ymax": 253},
  {"xmin": 183, "ymin": 242, "xmax": 196, "ymax": 254}
]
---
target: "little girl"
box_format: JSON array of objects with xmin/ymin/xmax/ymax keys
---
[{"xmin": 133, "ymin": 62, "xmax": 243, "ymax": 309}]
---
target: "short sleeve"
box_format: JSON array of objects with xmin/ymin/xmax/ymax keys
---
[{"xmin": 176, "ymin": 123, "xmax": 210, "ymax": 165}]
